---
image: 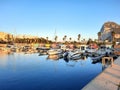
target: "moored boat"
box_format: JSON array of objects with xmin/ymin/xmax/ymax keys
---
[{"xmin": 47, "ymin": 49, "xmax": 63, "ymax": 55}]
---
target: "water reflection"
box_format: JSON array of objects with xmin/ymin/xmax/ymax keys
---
[
  {"xmin": 0, "ymin": 54, "xmax": 8, "ymax": 67},
  {"xmin": 64, "ymin": 58, "xmax": 69, "ymax": 63},
  {"xmin": 64, "ymin": 56, "xmax": 88, "ymax": 67},
  {"xmin": 46, "ymin": 54, "xmax": 63, "ymax": 60},
  {"xmin": 80, "ymin": 56, "xmax": 88, "ymax": 60},
  {"xmin": 0, "ymin": 53, "xmax": 17, "ymax": 71},
  {"xmin": 47, "ymin": 54, "xmax": 59, "ymax": 60},
  {"xmin": 65, "ymin": 56, "xmax": 88, "ymax": 62},
  {"xmin": 66, "ymin": 61, "xmax": 77, "ymax": 67},
  {"xmin": 0, "ymin": 53, "xmax": 102, "ymax": 90}
]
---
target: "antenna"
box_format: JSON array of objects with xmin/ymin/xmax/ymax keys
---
[{"xmin": 54, "ymin": 28, "xmax": 57, "ymax": 37}]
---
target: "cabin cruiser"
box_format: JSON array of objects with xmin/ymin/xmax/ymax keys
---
[
  {"xmin": 85, "ymin": 47, "xmax": 97, "ymax": 53},
  {"xmin": 47, "ymin": 49, "xmax": 63, "ymax": 55},
  {"xmin": 63, "ymin": 50, "xmax": 81, "ymax": 60},
  {"xmin": 96, "ymin": 47, "xmax": 113, "ymax": 55}
]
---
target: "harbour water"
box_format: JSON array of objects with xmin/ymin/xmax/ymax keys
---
[{"xmin": 0, "ymin": 53, "xmax": 102, "ymax": 90}]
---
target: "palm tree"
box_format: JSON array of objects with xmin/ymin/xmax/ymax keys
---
[
  {"xmin": 63, "ymin": 37, "xmax": 65, "ymax": 43},
  {"xmin": 64, "ymin": 35, "xmax": 67, "ymax": 42},
  {"xmin": 46, "ymin": 37, "xmax": 48, "ymax": 40},
  {"xmin": 83, "ymin": 38, "xmax": 85, "ymax": 41},
  {"xmin": 69, "ymin": 37, "xmax": 72, "ymax": 43},
  {"xmin": 46, "ymin": 37, "xmax": 48, "ymax": 43},
  {"xmin": 87, "ymin": 38, "xmax": 92, "ymax": 45},
  {"xmin": 54, "ymin": 36, "xmax": 58, "ymax": 43},
  {"xmin": 78, "ymin": 34, "xmax": 81, "ymax": 43},
  {"xmin": 97, "ymin": 32, "xmax": 101, "ymax": 42},
  {"xmin": 26, "ymin": 38, "xmax": 29, "ymax": 43}
]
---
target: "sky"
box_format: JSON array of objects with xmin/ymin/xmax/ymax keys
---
[{"xmin": 0, "ymin": 0, "xmax": 120, "ymax": 41}]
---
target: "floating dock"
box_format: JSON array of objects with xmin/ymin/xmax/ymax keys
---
[{"xmin": 82, "ymin": 56, "xmax": 120, "ymax": 90}]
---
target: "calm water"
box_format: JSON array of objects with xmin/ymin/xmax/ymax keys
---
[{"xmin": 0, "ymin": 53, "xmax": 102, "ymax": 90}]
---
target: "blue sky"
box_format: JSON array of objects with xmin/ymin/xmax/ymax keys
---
[{"xmin": 0, "ymin": 0, "xmax": 120, "ymax": 41}]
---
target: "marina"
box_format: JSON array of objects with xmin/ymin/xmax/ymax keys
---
[
  {"xmin": 0, "ymin": 43, "xmax": 119, "ymax": 90},
  {"xmin": 0, "ymin": 1, "xmax": 120, "ymax": 90}
]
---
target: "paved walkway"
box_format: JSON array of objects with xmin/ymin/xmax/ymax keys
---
[{"xmin": 82, "ymin": 56, "xmax": 120, "ymax": 90}]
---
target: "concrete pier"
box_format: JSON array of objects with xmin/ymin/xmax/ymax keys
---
[{"xmin": 82, "ymin": 56, "xmax": 120, "ymax": 90}]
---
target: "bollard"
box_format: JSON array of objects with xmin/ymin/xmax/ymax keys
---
[{"xmin": 102, "ymin": 57, "xmax": 113, "ymax": 67}]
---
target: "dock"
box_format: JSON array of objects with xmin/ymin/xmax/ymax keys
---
[{"xmin": 82, "ymin": 56, "xmax": 120, "ymax": 90}]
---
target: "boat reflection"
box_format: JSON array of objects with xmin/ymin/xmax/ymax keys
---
[
  {"xmin": 47, "ymin": 54, "xmax": 63, "ymax": 60},
  {"xmin": 63, "ymin": 56, "xmax": 88, "ymax": 63},
  {"xmin": 0, "ymin": 54, "xmax": 8, "ymax": 67},
  {"xmin": 80, "ymin": 56, "xmax": 88, "ymax": 60},
  {"xmin": 66, "ymin": 61, "xmax": 76, "ymax": 67},
  {"xmin": 64, "ymin": 58, "xmax": 69, "ymax": 63}
]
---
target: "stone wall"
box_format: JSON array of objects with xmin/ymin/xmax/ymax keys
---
[{"xmin": 114, "ymin": 45, "xmax": 120, "ymax": 55}]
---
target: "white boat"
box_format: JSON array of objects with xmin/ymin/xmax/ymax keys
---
[
  {"xmin": 63, "ymin": 51, "xmax": 69, "ymax": 60},
  {"xmin": 60, "ymin": 45, "xmax": 67, "ymax": 51},
  {"xmin": 79, "ymin": 45, "xmax": 88, "ymax": 53},
  {"xmin": 70, "ymin": 53, "xmax": 81, "ymax": 60},
  {"xmin": 91, "ymin": 54, "xmax": 104, "ymax": 60},
  {"xmin": 85, "ymin": 48, "xmax": 97, "ymax": 53},
  {"xmin": 63, "ymin": 50, "xmax": 81, "ymax": 60},
  {"xmin": 96, "ymin": 49, "xmax": 106, "ymax": 55},
  {"xmin": 96, "ymin": 47, "xmax": 113, "ymax": 55},
  {"xmin": 47, "ymin": 49, "xmax": 63, "ymax": 55}
]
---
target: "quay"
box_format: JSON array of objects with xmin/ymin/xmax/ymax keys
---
[{"xmin": 82, "ymin": 56, "xmax": 120, "ymax": 90}]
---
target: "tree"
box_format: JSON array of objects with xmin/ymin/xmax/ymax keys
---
[
  {"xmin": 97, "ymin": 32, "xmax": 101, "ymax": 42},
  {"xmin": 46, "ymin": 37, "xmax": 48, "ymax": 40},
  {"xmin": 78, "ymin": 34, "xmax": 81, "ymax": 43},
  {"xmin": 87, "ymin": 38, "xmax": 92, "ymax": 45},
  {"xmin": 5, "ymin": 34, "xmax": 11, "ymax": 43},
  {"xmin": 64, "ymin": 35, "xmax": 67, "ymax": 42},
  {"xmin": 46, "ymin": 37, "xmax": 48, "ymax": 43},
  {"xmin": 69, "ymin": 37, "xmax": 72, "ymax": 43},
  {"xmin": 63, "ymin": 37, "xmax": 65, "ymax": 43},
  {"xmin": 83, "ymin": 38, "xmax": 85, "ymax": 42},
  {"xmin": 54, "ymin": 36, "xmax": 58, "ymax": 43}
]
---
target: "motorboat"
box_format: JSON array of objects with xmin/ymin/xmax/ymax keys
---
[
  {"xmin": 63, "ymin": 50, "xmax": 81, "ymax": 60},
  {"xmin": 91, "ymin": 54, "xmax": 104, "ymax": 61},
  {"xmin": 47, "ymin": 49, "xmax": 63, "ymax": 55}
]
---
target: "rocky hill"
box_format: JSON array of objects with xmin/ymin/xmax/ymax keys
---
[
  {"xmin": 99, "ymin": 21, "xmax": 120, "ymax": 42},
  {"xmin": 100, "ymin": 21, "xmax": 120, "ymax": 32}
]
